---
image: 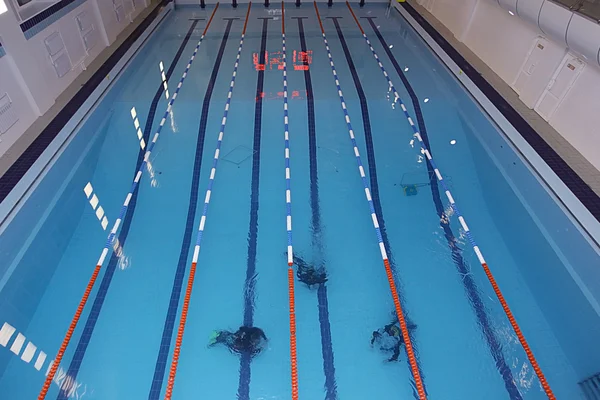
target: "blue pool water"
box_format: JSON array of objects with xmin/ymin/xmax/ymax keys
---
[{"xmin": 1, "ymin": 2, "xmax": 599, "ymax": 399}]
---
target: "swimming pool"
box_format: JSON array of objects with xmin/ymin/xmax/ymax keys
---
[{"xmin": 1, "ymin": 1, "xmax": 599, "ymax": 399}]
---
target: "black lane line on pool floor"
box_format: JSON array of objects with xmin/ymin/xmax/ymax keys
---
[
  {"xmin": 56, "ymin": 19, "xmax": 203, "ymax": 400},
  {"xmin": 238, "ymin": 16, "xmax": 271, "ymax": 400},
  {"xmin": 327, "ymin": 16, "xmax": 426, "ymax": 400},
  {"xmin": 361, "ymin": 16, "xmax": 523, "ymax": 400},
  {"xmin": 294, "ymin": 15, "xmax": 338, "ymax": 400},
  {"xmin": 147, "ymin": 17, "xmax": 237, "ymax": 400}
]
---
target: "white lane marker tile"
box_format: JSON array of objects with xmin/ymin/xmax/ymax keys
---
[
  {"xmin": 21, "ymin": 342, "xmax": 37, "ymax": 363},
  {"xmin": 0, "ymin": 322, "xmax": 16, "ymax": 347},
  {"xmin": 35, "ymin": 351, "xmax": 47, "ymax": 371},
  {"xmin": 10, "ymin": 333, "xmax": 25, "ymax": 355}
]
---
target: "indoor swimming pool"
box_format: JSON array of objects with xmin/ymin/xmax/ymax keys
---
[{"xmin": 0, "ymin": 1, "xmax": 599, "ymax": 399}]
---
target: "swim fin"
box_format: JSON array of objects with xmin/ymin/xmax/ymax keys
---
[{"xmin": 208, "ymin": 331, "xmax": 219, "ymax": 346}]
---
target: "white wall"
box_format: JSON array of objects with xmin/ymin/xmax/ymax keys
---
[
  {"xmin": 429, "ymin": 0, "xmax": 478, "ymax": 39},
  {"xmin": 26, "ymin": 4, "xmax": 106, "ymax": 103},
  {"xmin": 0, "ymin": 0, "xmax": 151, "ymax": 159},
  {"xmin": 463, "ymin": 0, "xmax": 541, "ymax": 83},
  {"xmin": 421, "ymin": 0, "xmax": 600, "ymax": 171},
  {"xmin": 551, "ymin": 65, "xmax": 600, "ymax": 161},
  {"xmin": 0, "ymin": 7, "xmax": 55, "ymax": 117},
  {"xmin": 513, "ymin": 37, "xmax": 566, "ymax": 108},
  {"xmin": 0, "ymin": 56, "xmax": 38, "ymax": 148},
  {"xmin": 96, "ymin": 0, "xmax": 148, "ymax": 45}
]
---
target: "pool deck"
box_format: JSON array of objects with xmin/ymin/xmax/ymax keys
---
[
  {"xmin": 0, "ymin": 0, "xmax": 162, "ymax": 181},
  {"xmin": 404, "ymin": 0, "xmax": 600, "ymax": 198},
  {"xmin": 0, "ymin": 0, "xmax": 598, "ymax": 214}
]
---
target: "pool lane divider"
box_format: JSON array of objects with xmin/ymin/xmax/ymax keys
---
[
  {"xmin": 57, "ymin": 13, "xmax": 219, "ymax": 400},
  {"xmin": 326, "ymin": 15, "xmax": 426, "ymax": 399},
  {"xmin": 346, "ymin": 4, "xmax": 555, "ymax": 399},
  {"xmin": 58, "ymin": 18, "xmax": 213, "ymax": 400},
  {"xmin": 293, "ymin": 15, "xmax": 338, "ymax": 399},
  {"xmin": 38, "ymin": 6, "xmax": 220, "ymax": 399},
  {"xmin": 238, "ymin": 14, "xmax": 272, "ymax": 400},
  {"xmin": 348, "ymin": 11, "xmax": 524, "ymax": 400},
  {"xmin": 281, "ymin": 5, "xmax": 299, "ymax": 399},
  {"xmin": 312, "ymin": 3, "xmax": 426, "ymax": 399},
  {"xmin": 344, "ymin": 9, "xmax": 523, "ymax": 400},
  {"xmin": 148, "ymin": 14, "xmax": 236, "ymax": 400},
  {"xmin": 163, "ymin": 3, "xmax": 252, "ymax": 399}
]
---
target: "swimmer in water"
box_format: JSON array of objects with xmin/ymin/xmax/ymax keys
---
[
  {"xmin": 208, "ymin": 326, "xmax": 268, "ymax": 356},
  {"xmin": 293, "ymin": 255, "xmax": 328, "ymax": 288},
  {"xmin": 371, "ymin": 319, "xmax": 417, "ymax": 362}
]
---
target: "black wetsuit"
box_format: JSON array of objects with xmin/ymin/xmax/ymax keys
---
[
  {"xmin": 212, "ymin": 326, "xmax": 267, "ymax": 356},
  {"xmin": 294, "ymin": 255, "xmax": 327, "ymax": 288},
  {"xmin": 371, "ymin": 321, "xmax": 417, "ymax": 362}
]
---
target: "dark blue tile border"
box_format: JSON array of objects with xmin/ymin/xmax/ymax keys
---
[
  {"xmin": 294, "ymin": 15, "xmax": 338, "ymax": 400},
  {"xmin": 399, "ymin": 2, "xmax": 600, "ymax": 224},
  {"xmin": 0, "ymin": 1, "xmax": 168, "ymax": 205},
  {"xmin": 238, "ymin": 16, "xmax": 271, "ymax": 400}
]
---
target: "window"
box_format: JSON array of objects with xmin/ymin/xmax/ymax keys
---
[
  {"xmin": 553, "ymin": 0, "xmax": 582, "ymax": 8},
  {"xmin": 552, "ymin": 0, "xmax": 600, "ymax": 21},
  {"xmin": 578, "ymin": 0, "xmax": 600, "ymax": 21}
]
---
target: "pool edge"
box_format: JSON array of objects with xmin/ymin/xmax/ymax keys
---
[
  {"xmin": 0, "ymin": 0, "xmax": 174, "ymax": 231},
  {"xmin": 393, "ymin": 0, "xmax": 600, "ymax": 248}
]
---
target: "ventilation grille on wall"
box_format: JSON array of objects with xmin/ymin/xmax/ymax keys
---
[
  {"xmin": 44, "ymin": 32, "xmax": 72, "ymax": 78},
  {"xmin": 76, "ymin": 11, "xmax": 98, "ymax": 52},
  {"xmin": 0, "ymin": 94, "xmax": 19, "ymax": 135}
]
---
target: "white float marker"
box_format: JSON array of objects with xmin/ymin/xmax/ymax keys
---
[
  {"xmin": 281, "ymin": 7, "xmax": 299, "ymax": 399},
  {"xmin": 281, "ymin": 25, "xmax": 294, "ymax": 267},
  {"xmin": 315, "ymin": 3, "xmax": 426, "ymax": 398},
  {"xmin": 163, "ymin": 5, "xmax": 251, "ymax": 398}
]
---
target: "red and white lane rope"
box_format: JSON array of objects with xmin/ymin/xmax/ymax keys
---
[
  {"xmin": 37, "ymin": 5, "xmax": 220, "ymax": 399},
  {"xmin": 163, "ymin": 4, "xmax": 252, "ymax": 399},
  {"xmin": 281, "ymin": 3, "xmax": 299, "ymax": 400},
  {"xmin": 313, "ymin": 2, "xmax": 426, "ymax": 399},
  {"xmin": 345, "ymin": 2, "xmax": 555, "ymax": 398}
]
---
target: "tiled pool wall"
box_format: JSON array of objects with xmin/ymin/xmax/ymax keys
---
[
  {"xmin": 0, "ymin": 3, "xmax": 165, "ymax": 325},
  {"xmin": 459, "ymin": 94, "xmax": 600, "ymax": 380},
  {"xmin": 0, "ymin": 86, "xmax": 119, "ymax": 377},
  {"xmin": 1, "ymin": 2, "xmax": 599, "ymax": 387},
  {"xmin": 0, "ymin": 3, "xmax": 171, "ymax": 378}
]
